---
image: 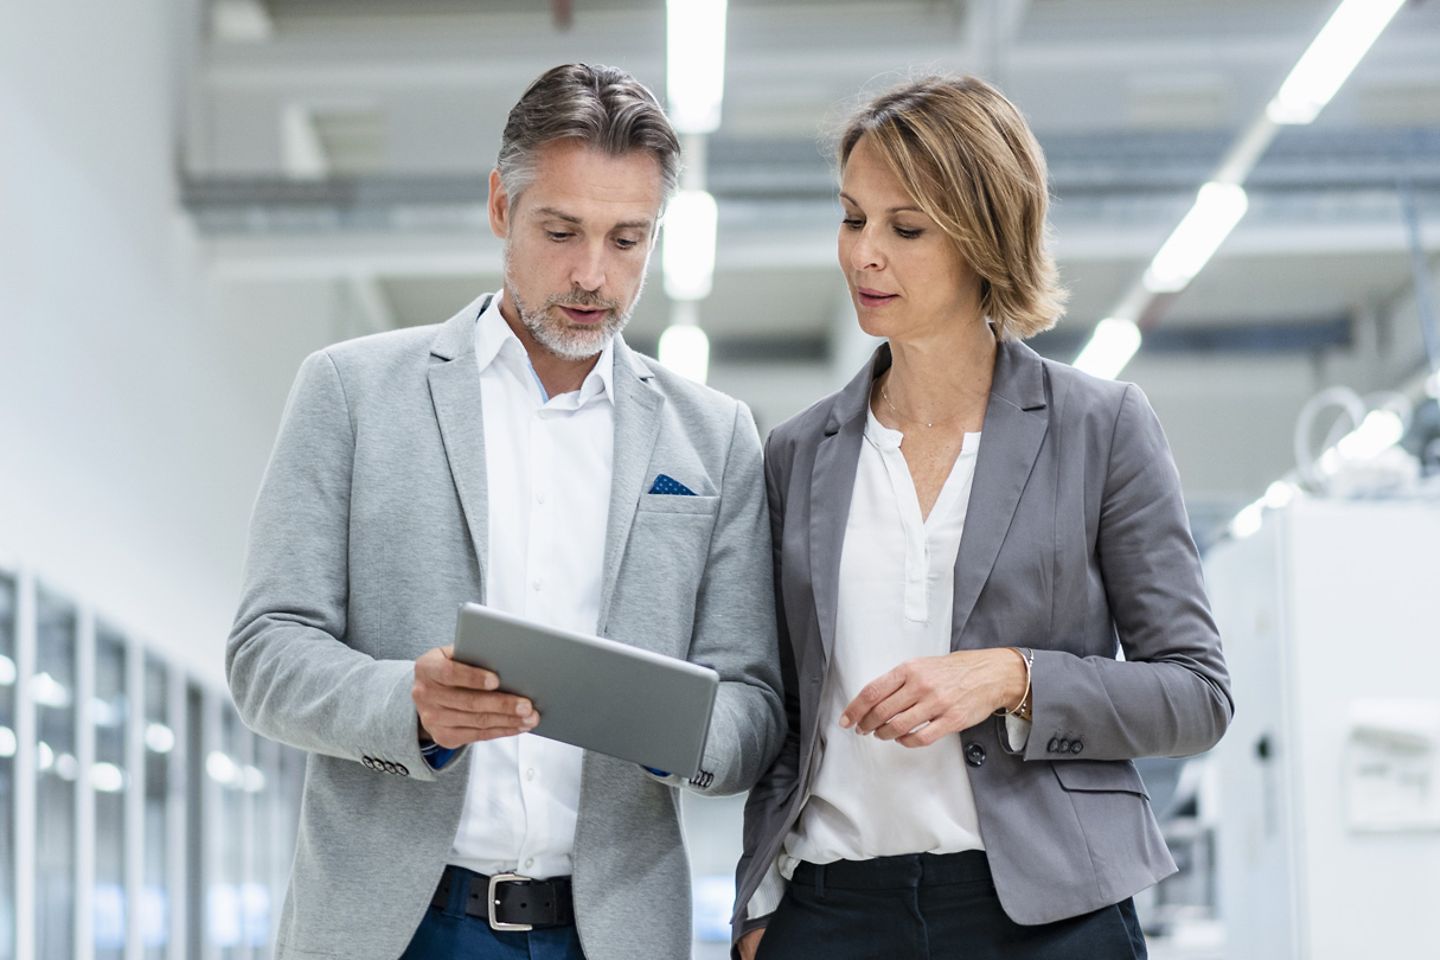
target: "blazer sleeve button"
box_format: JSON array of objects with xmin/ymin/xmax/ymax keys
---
[{"xmin": 1070, "ymin": 741, "xmax": 1083, "ymax": 754}]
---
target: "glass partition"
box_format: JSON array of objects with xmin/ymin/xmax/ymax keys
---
[
  {"xmin": 0, "ymin": 574, "xmax": 16, "ymax": 960},
  {"xmin": 141, "ymin": 655, "xmax": 173, "ymax": 960},
  {"xmin": 34, "ymin": 588, "xmax": 77, "ymax": 960},
  {"xmin": 93, "ymin": 623, "xmax": 129, "ymax": 959}
]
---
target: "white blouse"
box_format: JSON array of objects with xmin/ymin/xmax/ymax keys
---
[{"xmin": 782, "ymin": 405, "xmax": 986, "ymax": 871}]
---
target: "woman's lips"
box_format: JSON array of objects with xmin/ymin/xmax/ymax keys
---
[{"xmin": 857, "ymin": 288, "xmax": 898, "ymax": 308}]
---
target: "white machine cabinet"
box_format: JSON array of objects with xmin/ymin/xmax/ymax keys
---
[{"xmin": 1207, "ymin": 499, "xmax": 1440, "ymax": 959}]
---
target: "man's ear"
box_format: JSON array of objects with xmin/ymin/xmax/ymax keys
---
[{"xmin": 487, "ymin": 168, "xmax": 510, "ymax": 240}]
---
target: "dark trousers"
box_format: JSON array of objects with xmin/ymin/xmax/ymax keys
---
[
  {"xmin": 756, "ymin": 851, "xmax": 1147, "ymax": 960},
  {"xmin": 399, "ymin": 867, "xmax": 587, "ymax": 960}
]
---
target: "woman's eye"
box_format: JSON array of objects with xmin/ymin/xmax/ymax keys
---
[
  {"xmin": 841, "ymin": 217, "xmax": 864, "ymax": 230},
  {"xmin": 895, "ymin": 227, "xmax": 923, "ymax": 239}
]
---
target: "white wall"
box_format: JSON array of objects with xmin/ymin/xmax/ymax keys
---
[{"xmin": 0, "ymin": 4, "xmax": 330, "ymax": 687}]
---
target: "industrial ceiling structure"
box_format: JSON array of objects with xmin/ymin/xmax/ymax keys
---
[{"xmin": 183, "ymin": 0, "xmax": 1440, "ymax": 537}]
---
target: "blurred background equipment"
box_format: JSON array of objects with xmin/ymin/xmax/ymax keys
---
[{"xmin": 1207, "ymin": 499, "xmax": 1440, "ymax": 960}]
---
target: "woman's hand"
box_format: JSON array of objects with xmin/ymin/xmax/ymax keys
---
[
  {"xmin": 738, "ymin": 927, "xmax": 765, "ymax": 960},
  {"xmin": 840, "ymin": 648, "xmax": 1027, "ymax": 747}
]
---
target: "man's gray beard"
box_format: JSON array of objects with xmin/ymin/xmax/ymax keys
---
[{"xmin": 504, "ymin": 260, "xmax": 639, "ymax": 362}]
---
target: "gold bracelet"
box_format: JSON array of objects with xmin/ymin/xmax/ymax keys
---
[{"xmin": 1007, "ymin": 647, "xmax": 1033, "ymax": 721}]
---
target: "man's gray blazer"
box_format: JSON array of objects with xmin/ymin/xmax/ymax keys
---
[
  {"xmin": 228, "ymin": 294, "xmax": 784, "ymax": 960},
  {"xmin": 734, "ymin": 339, "xmax": 1233, "ymax": 943}
]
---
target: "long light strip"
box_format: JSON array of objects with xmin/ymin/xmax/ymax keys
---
[
  {"xmin": 1074, "ymin": 0, "xmax": 1405, "ymax": 378},
  {"xmin": 1073, "ymin": 318, "xmax": 1142, "ymax": 380},
  {"xmin": 666, "ymin": 0, "xmax": 728, "ymax": 134},
  {"xmin": 659, "ymin": 323, "xmax": 711, "ymax": 384},
  {"xmin": 663, "ymin": 189, "xmax": 718, "ymax": 301},
  {"xmin": 1142, "ymin": 182, "xmax": 1249, "ymax": 294},
  {"xmin": 1267, "ymin": 0, "xmax": 1408, "ymax": 125}
]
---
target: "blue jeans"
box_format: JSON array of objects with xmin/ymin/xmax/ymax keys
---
[{"xmin": 400, "ymin": 869, "xmax": 587, "ymax": 960}]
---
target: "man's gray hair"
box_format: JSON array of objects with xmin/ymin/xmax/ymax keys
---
[{"xmin": 497, "ymin": 63, "xmax": 681, "ymax": 206}]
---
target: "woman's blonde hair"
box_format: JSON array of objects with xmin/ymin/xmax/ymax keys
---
[{"xmin": 838, "ymin": 75, "xmax": 1067, "ymax": 341}]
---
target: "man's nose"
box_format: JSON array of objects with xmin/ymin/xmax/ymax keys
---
[{"xmin": 571, "ymin": 243, "xmax": 606, "ymax": 292}]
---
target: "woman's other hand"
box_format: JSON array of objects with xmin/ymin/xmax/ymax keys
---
[
  {"xmin": 738, "ymin": 926, "xmax": 765, "ymax": 960},
  {"xmin": 840, "ymin": 648, "xmax": 1027, "ymax": 747}
]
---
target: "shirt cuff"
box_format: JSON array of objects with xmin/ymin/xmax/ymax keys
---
[
  {"xmin": 1004, "ymin": 714, "xmax": 1032, "ymax": 752},
  {"xmin": 746, "ymin": 858, "xmax": 787, "ymax": 920},
  {"xmin": 421, "ymin": 741, "xmax": 457, "ymax": 770}
]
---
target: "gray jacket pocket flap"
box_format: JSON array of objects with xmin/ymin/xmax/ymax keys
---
[
  {"xmin": 1051, "ymin": 759, "xmax": 1149, "ymax": 798},
  {"xmin": 637, "ymin": 493, "xmax": 721, "ymax": 516}
]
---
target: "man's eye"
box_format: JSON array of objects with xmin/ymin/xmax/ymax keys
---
[
  {"xmin": 615, "ymin": 237, "xmax": 639, "ymax": 250},
  {"xmin": 546, "ymin": 231, "xmax": 573, "ymax": 242}
]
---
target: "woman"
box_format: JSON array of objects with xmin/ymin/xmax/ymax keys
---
[{"xmin": 733, "ymin": 76, "xmax": 1232, "ymax": 960}]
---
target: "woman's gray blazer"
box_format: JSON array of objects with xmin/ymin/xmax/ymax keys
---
[{"xmin": 733, "ymin": 339, "xmax": 1233, "ymax": 943}]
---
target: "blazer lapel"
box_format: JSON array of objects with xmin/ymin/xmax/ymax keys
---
[
  {"xmin": 427, "ymin": 295, "xmax": 493, "ymax": 596},
  {"xmin": 809, "ymin": 346, "xmax": 888, "ymax": 668},
  {"xmin": 596, "ymin": 339, "xmax": 664, "ymax": 631},
  {"xmin": 951, "ymin": 339, "xmax": 1050, "ymax": 647}
]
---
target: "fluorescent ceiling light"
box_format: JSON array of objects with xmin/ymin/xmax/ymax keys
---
[
  {"xmin": 91, "ymin": 762, "xmax": 127, "ymax": 794},
  {"xmin": 207, "ymin": 750, "xmax": 240, "ymax": 787},
  {"xmin": 30, "ymin": 670, "xmax": 71, "ymax": 709},
  {"xmin": 1073, "ymin": 318, "xmax": 1142, "ymax": 380},
  {"xmin": 667, "ymin": 0, "xmax": 728, "ymax": 133},
  {"xmin": 1334, "ymin": 408, "xmax": 1405, "ymax": 461},
  {"xmin": 663, "ymin": 190, "xmax": 718, "ymax": 301},
  {"xmin": 0, "ymin": 726, "xmax": 15, "ymax": 759},
  {"xmin": 1229, "ymin": 500, "xmax": 1265, "ymax": 540},
  {"xmin": 145, "ymin": 722, "xmax": 176, "ymax": 755},
  {"xmin": 1267, "ymin": 0, "xmax": 1406, "ymax": 125},
  {"xmin": 1143, "ymin": 182, "xmax": 1249, "ymax": 294},
  {"xmin": 659, "ymin": 323, "xmax": 711, "ymax": 384},
  {"xmin": 243, "ymin": 765, "xmax": 268, "ymax": 794},
  {"xmin": 0, "ymin": 653, "xmax": 14, "ymax": 686},
  {"xmin": 1263, "ymin": 480, "xmax": 1296, "ymax": 510}
]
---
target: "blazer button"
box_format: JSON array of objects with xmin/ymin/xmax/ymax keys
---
[
  {"xmin": 1070, "ymin": 741, "xmax": 1084, "ymax": 755},
  {"xmin": 362, "ymin": 756, "xmax": 375, "ymax": 768},
  {"xmin": 1046, "ymin": 737, "xmax": 1059, "ymax": 753},
  {"xmin": 1057, "ymin": 739, "xmax": 1072, "ymax": 753},
  {"xmin": 965, "ymin": 743, "xmax": 986, "ymax": 767},
  {"xmin": 396, "ymin": 763, "xmax": 409, "ymax": 777},
  {"xmin": 383, "ymin": 761, "xmax": 397, "ymax": 774}
]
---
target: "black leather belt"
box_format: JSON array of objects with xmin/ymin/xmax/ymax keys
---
[{"xmin": 430, "ymin": 864, "xmax": 574, "ymax": 931}]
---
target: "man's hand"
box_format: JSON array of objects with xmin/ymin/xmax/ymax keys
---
[
  {"xmin": 412, "ymin": 645, "xmax": 538, "ymax": 749},
  {"xmin": 737, "ymin": 927, "xmax": 765, "ymax": 960},
  {"xmin": 839, "ymin": 648, "xmax": 1026, "ymax": 748}
]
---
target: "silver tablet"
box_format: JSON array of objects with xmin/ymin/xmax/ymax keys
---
[{"xmin": 451, "ymin": 602, "xmax": 719, "ymax": 777}]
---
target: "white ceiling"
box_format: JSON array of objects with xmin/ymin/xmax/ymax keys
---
[{"xmin": 190, "ymin": 0, "xmax": 1440, "ymax": 528}]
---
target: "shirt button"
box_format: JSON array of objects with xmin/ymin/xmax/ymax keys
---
[
  {"xmin": 531, "ymin": 579, "xmax": 542, "ymax": 591},
  {"xmin": 524, "ymin": 858, "xmax": 535, "ymax": 869},
  {"xmin": 526, "ymin": 768, "xmax": 536, "ymax": 781},
  {"xmin": 535, "ymin": 491, "xmax": 546, "ymax": 504}
]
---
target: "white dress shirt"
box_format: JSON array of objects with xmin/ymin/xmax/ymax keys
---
[
  {"xmin": 448, "ymin": 291, "xmax": 615, "ymax": 879},
  {"xmin": 784, "ymin": 407, "xmax": 986, "ymax": 870}
]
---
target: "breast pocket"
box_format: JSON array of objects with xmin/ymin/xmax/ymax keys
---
[{"xmin": 636, "ymin": 493, "xmax": 721, "ymax": 517}]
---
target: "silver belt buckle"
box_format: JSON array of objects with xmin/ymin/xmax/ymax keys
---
[{"xmin": 487, "ymin": 872, "xmax": 534, "ymax": 932}]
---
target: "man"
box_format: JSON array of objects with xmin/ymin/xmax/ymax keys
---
[{"xmin": 228, "ymin": 63, "xmax": 783, "ymax": 960}]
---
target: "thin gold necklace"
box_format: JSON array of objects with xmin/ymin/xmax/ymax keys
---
[{"xmin": 880, "ymin": 382, "xmax": 968, "ymax": 429}]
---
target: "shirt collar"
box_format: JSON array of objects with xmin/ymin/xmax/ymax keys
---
[{"xmin": 474, "ymin": 290, "xmax": 616, "ymax": 406}]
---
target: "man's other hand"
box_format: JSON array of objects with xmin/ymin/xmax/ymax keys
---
[{"xmin": 412, "ymin": 645, "xmax": 539, "ymax": 749}]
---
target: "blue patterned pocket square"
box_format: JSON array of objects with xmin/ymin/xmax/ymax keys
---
[{"xmin": 649, "ymin": 473, "xmax": 696, "ymax": 496}]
